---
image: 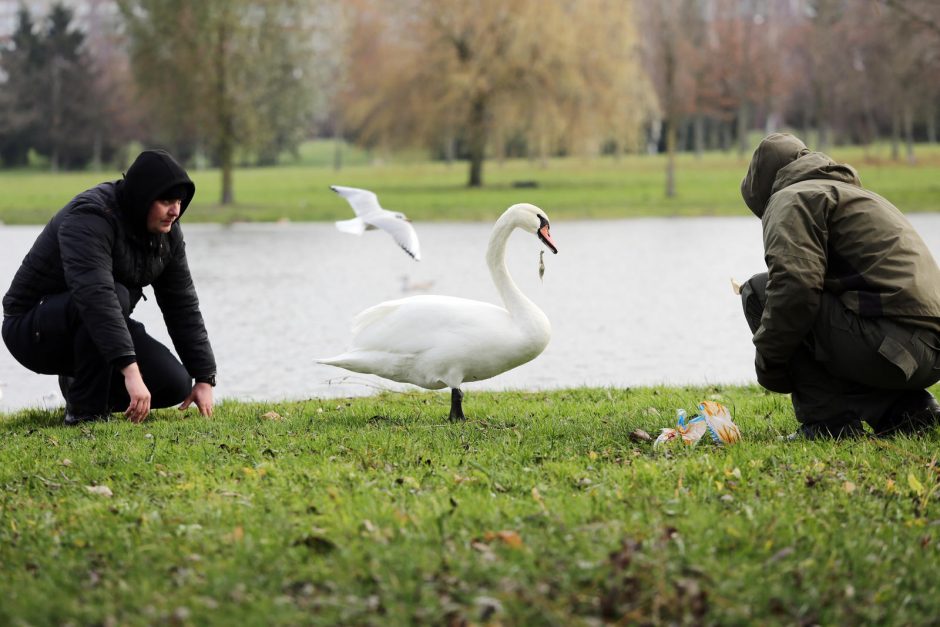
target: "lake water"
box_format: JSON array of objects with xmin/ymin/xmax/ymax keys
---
[{"xmin": 3, "ymin": 215, "xmax": 940, "ymax": 412}]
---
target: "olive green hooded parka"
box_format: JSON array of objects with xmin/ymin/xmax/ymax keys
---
[{"xmin": 741, "ymin": 133, "xmax": 940, "ymax": 373}]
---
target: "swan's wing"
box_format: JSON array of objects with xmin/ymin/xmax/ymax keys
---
[
  {"xmin": 366, "ymin": 213, "xmax": 422, "ymax": 261},
  {"xmin": 350, "ymin": 296, "xmax": 507, "ymax": 352},
  {"xmin": 335, "ymin": 217, "xmax": 367, "ymax": 235},
  {"xmin": 330, "ymin": 185, "xmax": 382, "ymax": 218}
]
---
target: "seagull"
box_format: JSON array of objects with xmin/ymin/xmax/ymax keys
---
[{"xmin": 330, "ymin": 185, "xmax": 421, "ymax": 261}]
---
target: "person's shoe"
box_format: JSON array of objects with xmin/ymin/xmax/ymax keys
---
[
  {"xmin": 874, "ymin": 390, "xmax": 940, "ymax": 437},
  {"xmin": 783, "ymin": 418, "xmax": 866, "ymax": 441},
  {"xmin": 63, "ymin": 408, "xmax": 109, "ymax": 426}
]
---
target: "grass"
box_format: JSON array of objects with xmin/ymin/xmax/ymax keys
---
[
  {"xmin": 1, "ymin": 141, "xmax": 939, "ymax": 224},
  {"xmin": 2, "ymin": 384, "xmax": 939, "ymax": 625}
]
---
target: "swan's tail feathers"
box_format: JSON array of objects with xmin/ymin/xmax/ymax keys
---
[
  {"xmin": 335, "ymin": 217, "xmax": 366, "ymax": 235},
  {"xmin": 316, "ymin": 351, "xmax": 413, "ymax": 381}
]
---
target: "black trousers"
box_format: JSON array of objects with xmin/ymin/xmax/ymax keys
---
[
  {"xmin": 2, "ymin": 284, "xmax": 192, "ymax": 415},
  {"xmin": 741, "ymin": 272, "xmax": 940, "ymax": 430}
]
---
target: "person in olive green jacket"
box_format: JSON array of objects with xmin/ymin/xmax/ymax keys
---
[{"xmin": 739, "ymin": 133, "xmax": 940, "ymax": 439}]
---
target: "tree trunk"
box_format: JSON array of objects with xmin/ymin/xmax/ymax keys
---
[
  {"xmin": 903, "ymin": 104, "xmax": 916, "ymax": 164},
  {"xmin": 466, "ymin": 96, "xmax": 487, "ymax": 187},
  {"xmin": 333, "ymin": 118, "xmax": 343, "ymax": 171},
  {"xmin": 665, "ymin": 119, "xmax": 676, "ymax": 199},
  {"xmin": 890, "ymin": 108, "xmax": 900, "ymax": 161},
  {"xmin": 221, "ymin": 148, "xmax": 234, "ymax": 205},
  {"xmin": 216, "ymin": 12, "xmax": 235, "ymax": 205},
  {"xmin": 927, "ymin": 108, "xmax": 937, "ymax": 144},
  {"xmin": 736, "ymin": 101, "xmax": 749, "ymax": 157},
  {"xmin": 693, "ymin": 116, "xmax": 704, "ymax": 159}
]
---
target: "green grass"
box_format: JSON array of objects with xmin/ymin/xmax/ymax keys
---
[
  {"xmin": 2, "ymin": 385, "xmax": 939, "ymax": 625},
  {"xmin": 2, "ymin": 142, "xmax": 939, "ymax": 224}
]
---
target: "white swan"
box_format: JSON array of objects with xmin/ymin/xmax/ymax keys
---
[
  {"xmin": 318, "ymin": 203, "xmax": 558, "ymax": 419},
  {"xmin": 330, "ymin": 185, "xmax": 421, "ymax": 261}
]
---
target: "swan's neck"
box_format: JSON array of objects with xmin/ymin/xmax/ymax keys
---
[{"xmin": 486, "ymin": 214, "xmax": 542, "ymax": 324}]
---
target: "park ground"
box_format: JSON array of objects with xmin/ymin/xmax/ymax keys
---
[{"xmin": 1, "ymin": 385, "xmax": 939, "ymax": 625}]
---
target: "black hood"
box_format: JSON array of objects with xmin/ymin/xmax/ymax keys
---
[
  {"xmin": 117, "ymin": 150, "xmax": 196, "ymax": 227},
  {"xmin": 740, "ymin": 133, "xmax": 810, "ymax": 218}
]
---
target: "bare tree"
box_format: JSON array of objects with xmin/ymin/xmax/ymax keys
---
[
  {"xmin": 342, "ymin": 0, "xmax": 651, "ymax": 187},
  {"xmin": 120, "ymin": 1, "xmax": 318, "ymax": 204}
]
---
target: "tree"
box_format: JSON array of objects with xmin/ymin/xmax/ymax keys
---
[
  {"xmin": 342, "ymin": 0, "xmax": 652, "ymax": 187},
  {"xmin": 119, "ymin": 0, "xmax": 319, "ymax": 204},
  {"xmin": 36, "ymin": 4, "xmax": 101, "ymax": 170},
  {"xmin": 0, "ymin": 8, "xmax": 42, "ymax": 167},
  {"xmin": 0, "ymin": 4, "xmax": 118, "ymax": 170}
]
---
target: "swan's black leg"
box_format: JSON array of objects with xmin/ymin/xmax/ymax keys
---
[{"xmin": 448, "ymin": 387, "xmax": 466, "ymax": 421}]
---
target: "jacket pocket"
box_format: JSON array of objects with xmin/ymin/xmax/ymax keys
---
[{"xmin": 878, "ymin": 335, "xmax": 917, "ymax": 381}]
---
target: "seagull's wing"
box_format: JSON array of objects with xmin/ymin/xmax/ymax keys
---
[
  {"xmin": 330, "ymin": 185, "xmax": 383, "ymax": 218},
  {"xmin": 367, "ymin": 214, "xmax": 422, "ymax": 261}
]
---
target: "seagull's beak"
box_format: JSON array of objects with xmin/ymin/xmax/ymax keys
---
[{"xmin": 538, "ymin": 222, "xmax": 558, "ymax": 254}]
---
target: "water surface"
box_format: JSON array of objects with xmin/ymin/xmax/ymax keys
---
[{"xmin": 3, "ymin": 215, "xmax": 939, "ymax": 412}]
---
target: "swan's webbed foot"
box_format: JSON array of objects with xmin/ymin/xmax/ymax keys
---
[{"xmin": 448, "ymin": 388, "xmax": 466, "ymax": 421}]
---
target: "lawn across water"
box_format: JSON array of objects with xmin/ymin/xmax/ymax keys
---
[
  {"xmin": 1, "ymin": 385, "xmax": 939, "ymax": 625},
  {"xmin": 1, "ymin": 142, "xmax": 939, "ymax": 224}
]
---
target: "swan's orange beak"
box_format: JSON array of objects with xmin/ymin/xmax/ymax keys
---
[{"xmin": 538, "ymin": 223, "xmax": 558, "ymax": 254}]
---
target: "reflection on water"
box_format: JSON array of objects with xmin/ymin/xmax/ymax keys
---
[{"xmin": 3, "ymin": 215, "xmax": 940, "ymax": 412}]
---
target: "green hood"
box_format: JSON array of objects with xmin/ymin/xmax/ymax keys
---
[{"xmin": 741, "ymin": 133, "xmax": 828, "ymax": 217}]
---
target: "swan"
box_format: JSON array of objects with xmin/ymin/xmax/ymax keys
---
[
  {"xmin": 318, "ymin": 203, "xmax": 558, "ymax": 420},
  {"xmin": 330, "ymin": 185, "xmax": 421, "ymax": 260}
]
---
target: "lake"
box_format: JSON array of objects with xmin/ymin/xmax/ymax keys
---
[{"xmin": 3, "ymin": 214, "xmax": 940, "ymax": 412}]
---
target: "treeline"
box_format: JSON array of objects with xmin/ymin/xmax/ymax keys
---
[{"xmin": 0, "ymin": 0, "xmax": 938, "ymax": 199}]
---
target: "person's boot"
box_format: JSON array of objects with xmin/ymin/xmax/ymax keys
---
[
  {"xmin": 784, "ymin": 412, "xmax": 866, "ymax": 441},
  {"xmin": 872, "ymin": 390, "xmax": 940, "ymax": 437},
  {"xmin": 63, "ymin": 409, "xmax": 109, "ymax": 426}
]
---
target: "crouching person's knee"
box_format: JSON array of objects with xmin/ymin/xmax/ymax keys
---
[
  {"xmin": 150, "ymin": 364, "xmax": 194, "ymax": 409},
  {"xmin": 741, "ymin": 273, "xmax": 768, "ymax": 334}
]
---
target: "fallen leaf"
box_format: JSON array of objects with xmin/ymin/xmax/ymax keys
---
[
  {"xmin": 86, "ymin": 485, "xmax": 113, "ymax": 497},
  {"xmin": 483, "ymin": 530, "xmax": 524, "ymax": 549},
  {"xmin": 908, "ymin": 473, "xmax": 925, "ymax": 496},
  {"xmin": 843, "ymin": 481, "xmax": 856, "ymax": 494},
  {"xmin": 629, "ymin": 429, "xmax": 652, "ymax": 442},
  {"xmin": 261, "ymin": 411, "xmax": 283, "ymax": 421}
]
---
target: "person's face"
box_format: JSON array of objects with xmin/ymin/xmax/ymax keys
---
[{"xmin": 147, "ymin": 199, "xmax": 182, "ymax": 234}]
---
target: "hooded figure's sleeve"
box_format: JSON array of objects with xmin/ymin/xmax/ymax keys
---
[
  {"xmin": 58, "ymin": 210, "xmax": 136, "ymax": 363},
  {"xmin": 753, "ymin": 187, "xmax": 829, "ymax": 391},
  {"xmin": 152, "ymin": 232, "xmax": 216, "ymax": 378}
]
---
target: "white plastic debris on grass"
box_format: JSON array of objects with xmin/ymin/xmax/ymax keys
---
[{"xmin": 653, "ymin": 401, "xmax": 742, "ymax": 448}]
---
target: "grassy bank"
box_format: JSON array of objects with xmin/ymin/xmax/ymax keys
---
[
  {"xmin": 2, "ymin": 385, "xmax": 939, "ymax": 625},
  {"xmin": 2, "ymin": 142, "xmax": 939, "ymax": 224}
]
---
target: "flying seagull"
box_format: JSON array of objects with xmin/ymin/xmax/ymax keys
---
[{"xmin": 330, "ymin": 185, "xmax": 421, "ymax": 261}]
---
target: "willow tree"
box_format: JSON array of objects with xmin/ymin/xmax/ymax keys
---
[
  {"xmin": 342, "ymin": 0, "xmax": 652, "ymax": 187},
  {"xmin": 119, "ymin": 0, "xmax": 318, "ymax": 204}
]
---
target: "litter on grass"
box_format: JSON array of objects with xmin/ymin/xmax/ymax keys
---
[{"xmin": 653, "ymin": 401, "xmax": 741, "ymax": 448}]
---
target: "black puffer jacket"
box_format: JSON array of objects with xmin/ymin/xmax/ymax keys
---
[{"xmin": 2, "ymin": 150, "xmax": 216, "ymax": 378}]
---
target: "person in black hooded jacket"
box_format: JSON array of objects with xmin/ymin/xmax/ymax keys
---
[{"xmin": 2, "ymin": 149, "xmax": 217, "ymax": 425}]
